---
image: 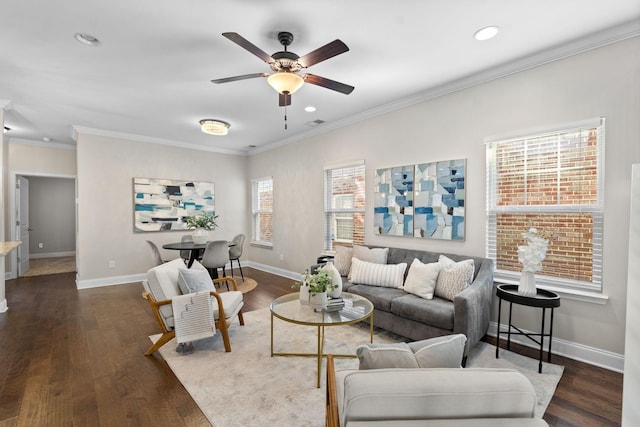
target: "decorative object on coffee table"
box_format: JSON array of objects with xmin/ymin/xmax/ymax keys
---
[
  {"xmin": 293, "ymin": 268, "xmax": 336, "ymax": 310},
  {"xmin": 185, "ymin": 212, "xmax": 219, "ymax": 244}
]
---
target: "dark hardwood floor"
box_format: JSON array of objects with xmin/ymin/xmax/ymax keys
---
[{"xmin": 0, "ymin": 268, "xmax": 623, "ymax": 426}]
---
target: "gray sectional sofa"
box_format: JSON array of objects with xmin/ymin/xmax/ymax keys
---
[{"xmin": 325, "ymin": 245, "xmax": 494, "ymax": 361}]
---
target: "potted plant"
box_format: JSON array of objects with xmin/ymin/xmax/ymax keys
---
[
  {"xmin": 293, "ymin": 269, "xmax": 336, "ymax": 310},
  {"xmin": 184, "ymin": 212, "xmax": 219, "ymax": 244}
]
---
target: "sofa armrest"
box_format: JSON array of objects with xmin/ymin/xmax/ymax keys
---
[{"xmin": 453, "ymin": 258, "xmax": 494, "ymax": 357}]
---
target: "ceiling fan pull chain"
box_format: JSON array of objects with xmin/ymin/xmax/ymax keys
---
[{"xmin": 284, "ymin": 105, "xmax": 288, "ymax": 130}]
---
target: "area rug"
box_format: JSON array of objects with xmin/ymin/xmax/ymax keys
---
[{"xmin": 152, "ymin": 307, "xmax": 563, "ymax": 426}]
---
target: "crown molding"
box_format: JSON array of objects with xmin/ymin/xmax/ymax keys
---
[
  {"xmin": 0, "ymin": 99, "xmax": 12, "ymax": 110},
  {"xmin": 8, "ymin": 137, "xmax": 76, "ymax": 150},
  {"xmin": 253, "ymin": 20, "xmax": 640, "ymax": 155},
  {"xmin": 72, "ymin": 125, "xmax": 247, "ymax": 156}
]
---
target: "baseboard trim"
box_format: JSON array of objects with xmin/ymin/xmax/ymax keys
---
[
  {"xmin": 29, "ymin": 252, "xmax": 75, "ymax": 259},
  {"xmin": 76, "ymin": 273, "xmax": 146, "ymax": 289},
  {"xmin": 0, "ymin": 298, "xmax": 7, "ymax": 313},
  {"xmin": 245, "ymin": 261, "xmax": 300, "ymax": 281},
  {"xmin": 488, "ymin": 321, "xmax": 624, "ymax": 373}
]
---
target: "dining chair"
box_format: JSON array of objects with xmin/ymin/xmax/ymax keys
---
[
  {"xmin": 146, "ymin": 240, "xmax": 167, "ymax": 266},
  {"xmin": 228, "ymin": 234, "xmax": 246, "ymax": 280},
  {"xmin": 201, "ymin": 240, "xmax": 230, "ymax": 288},
  {"xmin": 180, "ymin": 234, "xmax": 194, "ymax": 263}
]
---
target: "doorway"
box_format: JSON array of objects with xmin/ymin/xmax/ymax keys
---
[{"xmin": 14, "ymin": 174, "xmax": 77, "ymax": 277}]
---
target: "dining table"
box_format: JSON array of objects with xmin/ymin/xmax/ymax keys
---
[{"xmin": 162, "ymin": 240, "xmax": 235, "ymax": 268}]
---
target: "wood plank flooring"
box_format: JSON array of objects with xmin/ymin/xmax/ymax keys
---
[{"xmin": 0, "ymin": 268, "xmax": 623, "ymax": 426}]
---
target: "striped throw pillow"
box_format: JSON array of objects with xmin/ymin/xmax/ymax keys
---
[{"xmin": 350, "ymin": 257, "xmax": 407, "ymax": 288}]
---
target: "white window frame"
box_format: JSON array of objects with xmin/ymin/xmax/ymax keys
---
[
  {"xmin": 324, "ymin": 161, "xmax": 365, "ymax": 252},
  {"xmin": 486, "ymin": 118, "xmax": 605, "ymax": 296},
  {"xmin": 251, "ymin": 176, "xmax": 273, "ymax": 247}
]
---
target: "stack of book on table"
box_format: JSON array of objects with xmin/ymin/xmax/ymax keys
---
[{"xmin": 325, "ymin": 296, "xmax": 345, "ymax": 312}]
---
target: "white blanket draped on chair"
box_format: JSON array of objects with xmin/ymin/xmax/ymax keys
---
[{"xmin": 172, "ymin": 292, "xmax": 216, "ymax": 344}]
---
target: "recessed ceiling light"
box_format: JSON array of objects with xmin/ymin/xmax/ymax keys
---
[
  {"xmin": 474, "ymin": 26, "xmax": 500, "ymax": 41},
  {"xmin": 43, "ymin": 137, "xmax": 52, "ymax": 142},
  {"xmin": 199, "ymin": 119, "xmax": 230, "ymax": 136},
  {"xmin": 304, "ymin": 106, "xmax": 316, "ymax": 113},
  {"xmin": 74, "ymin": 33, "xmax": 100, "ymax": 46}
]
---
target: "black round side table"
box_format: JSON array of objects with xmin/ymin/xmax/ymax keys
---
[{"xmin": 495, "ymin": 283, "xmax": 561, "ymax": 373}]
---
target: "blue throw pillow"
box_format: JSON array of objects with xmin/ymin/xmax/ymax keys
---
[{"xmin": 178, "ymin": 268, "xmax": 214, "ymax": 294}]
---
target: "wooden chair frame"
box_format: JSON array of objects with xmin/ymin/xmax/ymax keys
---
[
  {"xmin": 326, "ymin": 354, "xmax": 340, "ymax": 427},
  {"xmin": 142, "ymin": 276, "xmax": 245, "ymax": 356}
]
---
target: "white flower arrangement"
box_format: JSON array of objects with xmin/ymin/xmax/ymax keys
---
[{"xmin": 517, "ymin": 227, "xmax": 552, "ymax": 272}]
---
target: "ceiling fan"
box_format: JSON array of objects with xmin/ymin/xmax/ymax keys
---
[{"xmin": 211, "ymin": 31, "xmax": 355, "ymax": 107}]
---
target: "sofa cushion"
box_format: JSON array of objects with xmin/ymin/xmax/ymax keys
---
[
  {"xmin": 408, "ymin": 334, "xmax": 467, "ymax": 368},
  {"xmin": 334, "ymin": 245, "xmax": 353, "ymax": 276},
  {"xmin": 347, "ymin": 284, "xmax": 407, "ymax": 312},
  {"xmin": 356, "ymin": 342, "xmax": 419, "ymax": 369},
  {"xmin": 350, "ymin": 258, "xmax": 407, "ymax": 288},
  {"xmin": 356, "ymin": 334, "xmax": 466, "ymax": 370},
  {"xmin": 434, "ymin": 255, "xmax": 475, "ymax": 301},
  {"xmin": 403, "ymin": 258, "xmax": 441, "ymax": 299},
  {"xmin": 350, "ymin": 245, "xmax": 389, "ymax": 279},
  {"xmin": 390, "ymin": 294, "xmax": 454, "ymax": 330},
  {"xmin": 340, "ymin": 368, "xmax": 537, "ymax": 424}
]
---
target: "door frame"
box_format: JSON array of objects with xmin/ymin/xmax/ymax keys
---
[{"xmin": 7, "ymin": 172, "xmax": 77, "ymax": 280}]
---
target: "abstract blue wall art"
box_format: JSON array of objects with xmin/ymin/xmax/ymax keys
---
[
  {"xmin": 373, "ymin": 165, "xmax": 414, "ymax": 236},
  {"xmin": 133, "ymin": 177, "xmax": 215, "ymax": 232},
  {"xmin": 414, "ymin": 159, "xmax": 466, "ymax": 240}
]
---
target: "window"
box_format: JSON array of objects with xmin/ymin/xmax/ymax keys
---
[
  {"xmin": 324, "ymin": 161, "xmax": 366, "ymax": 251},
  {"xmin": 486, "ymin": 118, "xmax": 604, "ymax": 292},
  {"xmin": 251, "ymin": 177, "xmax": 273, "ymax": 246}
]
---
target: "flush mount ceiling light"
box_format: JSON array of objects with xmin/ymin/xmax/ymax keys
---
[
  {"xmin": 474, "ymin": 26, "xmax": 500, "ymax": 41},
  {"xmin": 199, "ymin": 119, "xmax": 230, "ymax": 136},
  {"xmin": 74, "ymin": 33, "xmax": 100, "ymax": 46}
]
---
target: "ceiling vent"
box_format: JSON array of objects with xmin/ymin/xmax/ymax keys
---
[{"xmin": 306, "ymin": 119, "xmax": 326, "ymax": 127}]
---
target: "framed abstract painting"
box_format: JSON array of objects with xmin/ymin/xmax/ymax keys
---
[
  {"xmin": 373, "ymin": 165, "xmax": 414, "ymax": 236},
  {"xmin": 413, "ymin": 159, "xmax": 465, "ymax": 240},
  {"xmin": 133, "ymin": 177, "xmax": 215, "ymax": 232}
]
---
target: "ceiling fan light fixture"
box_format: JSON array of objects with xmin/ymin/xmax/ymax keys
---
[
  {"xmin": 267, "ymin": 71, "xmax": 304, "ymax": 95},
  {"xmin": 199, "ymin": 119, "xmax": 230, "ymax": 136}
]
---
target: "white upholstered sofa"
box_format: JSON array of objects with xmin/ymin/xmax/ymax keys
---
[{"xmin": 326, "ymin": 354, "xmax": 548, "ymax": 426}]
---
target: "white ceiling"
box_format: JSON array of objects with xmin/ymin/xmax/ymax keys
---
[{"xmin": 2, "ymin": 0, "xmax": 639, "ymax": 155}]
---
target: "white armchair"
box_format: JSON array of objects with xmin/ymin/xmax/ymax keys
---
[{"xmin": 142, "ymin": 258, "xmax": 245, "ymax": 356}]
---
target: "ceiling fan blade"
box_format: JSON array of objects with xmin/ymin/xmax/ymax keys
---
[
  {"xmin": 222, "ymin": 32, "xmax": 274, "ymax": 63},
  {"xmin": 297, "ymin": 39, "xmax": 349, "ymax": 68},
  {"xmin": 279, "ymin": 92, "xmax": 292, "ymax": 107},
  {"xmin": 303, "ymin": 74, "xmax": 355, "ymax": 95},
  {"xmin": 211, "ymin": 73, "xmax": 269, "ymax": 84}
]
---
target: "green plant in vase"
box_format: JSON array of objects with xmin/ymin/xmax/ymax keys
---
[{"xmin": 184, "ymin": 212, "xmax": 218, "ymax": 244}]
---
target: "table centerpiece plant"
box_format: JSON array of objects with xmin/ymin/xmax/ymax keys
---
[
  {"xmin": 293, "ymin": 269, "xmax": 337, "ymax": 310},
  {"xmin": 184, "ymin": 212, "xmax": 218, "ymax": 244}
]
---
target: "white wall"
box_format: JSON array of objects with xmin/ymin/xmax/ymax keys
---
[
  {"xmin": 248, "ymin": 37, "xmax": 640, "ymax": 358},
  {"xmin": 75, "ymin": 132, "xmax": 249, "ymax": 287}
]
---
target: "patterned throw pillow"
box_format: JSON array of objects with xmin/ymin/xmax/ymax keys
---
[
  {"xmin": 333, "ymin": 246, "xmax": 353, "ymax": 277},
  {"xmin": 349, "ymin": 245, "xmax": 389, "ymax": 279},
  {"xmin": 434, "ymin": 255, "xmax": 474, "ymax": 301},
  {"xmin": 404, "ymin": 258, "xmax": 441, "ymax": 299},
  {"xmin": 350, "ymin": 257, "xmax": 407, "ymax": 288}
]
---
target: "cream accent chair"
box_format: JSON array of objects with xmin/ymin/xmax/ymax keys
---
[{"xmin": 142, "ymin": 258, "xmax": 245, "ymax": 356}]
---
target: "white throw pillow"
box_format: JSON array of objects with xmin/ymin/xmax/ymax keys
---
[
  {"xmin": 350, "ymin": 257, "xmax": 407, "ymax": 288},
  {"xmin": 356, "ymin": 343, "xmax": 419, "ymax": 370},
  {"xmin": 333, "ymin": 246, "xmax": 353, "ymax": 277},
  {"xmin": 349, "ymin": 245, "xmax": 389, "ymax": 279},
  {"xmin": 403, "ymin": 258, "xmax": 441, "ymax": 299},
  {"xmin": 434, "ymin": 255, "xmax": 475, "ymax": 301},
  {"xmin": 408, "ymin": 334, "xmax": 467, "ymax": 368},
  {"xmin": 178, "ymin": 268, "xmax": 215, "ymax": 294}
]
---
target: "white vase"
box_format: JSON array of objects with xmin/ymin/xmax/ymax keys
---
[
  {"xmin": 325, "ymin": 261, "xmax": 343, "ymax": 298},
  {"xmin": 299, "ymin": 283, "xmax": 310, "ymax": 305},
  {"xmin": 518, "ymin": 270, "xmax": 538, "ymax": 297},
  {"xmin": 192, "ymin": 228, "xmax": 208, "ymax": 244},
  {"xmin": 309, "ymin": 292, "xmax": 328, "ymax": 310}
]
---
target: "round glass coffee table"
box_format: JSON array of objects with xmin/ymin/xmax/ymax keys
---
[{"xmin": 270, "ymin": 292, "xmax": 374, "ymax": 387}]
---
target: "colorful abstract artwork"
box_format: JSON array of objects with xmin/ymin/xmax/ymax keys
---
[
  {"xmin": 133, "ymin": 177, "xmax": 215, "ymax": 232},
  {"xmin": 414, "ymin": 159, "xmax": 466, "ymax": 240},
  {"xmin": 374, "ymin": 165, "xmax": 414, "ymax": 236}
]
